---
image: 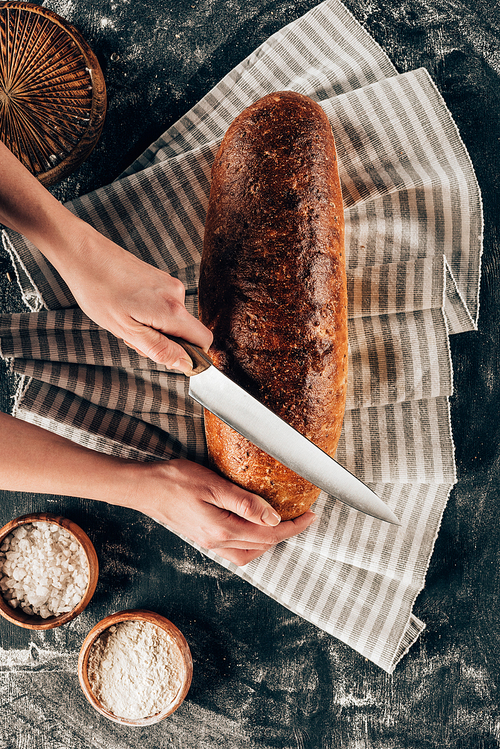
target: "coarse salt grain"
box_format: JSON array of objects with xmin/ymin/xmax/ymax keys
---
[{"xmin": 0, "ymin": 522, "xmax": 88, "ymax": 618}]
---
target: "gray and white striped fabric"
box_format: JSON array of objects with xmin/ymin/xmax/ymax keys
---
[{"xmin": 0, "ymin": 0, "xmax": 482, "ymax": 672}]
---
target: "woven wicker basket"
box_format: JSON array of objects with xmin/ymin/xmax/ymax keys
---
[{"xmin": 0, "ymin": 2, "xmax": 107, "ymax": 185}]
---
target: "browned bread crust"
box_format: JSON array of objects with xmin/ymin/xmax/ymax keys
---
[{"xmin": 199, "ymin": 91, "xmax": 347, "ymax": 520}]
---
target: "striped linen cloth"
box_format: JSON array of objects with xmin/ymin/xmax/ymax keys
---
[{"xmin": 0, "ymin": 0, "xmax": 482, "ymax": 672}]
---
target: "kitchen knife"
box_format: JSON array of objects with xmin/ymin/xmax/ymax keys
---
[{"xmin": 174, "ymin": 339, "xmax": 400, "ymax": 525}]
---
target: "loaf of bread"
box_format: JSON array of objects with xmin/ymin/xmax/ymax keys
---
[{"xmin": 198, "ymin": 91, "xmax": 348, "ymax": 520}]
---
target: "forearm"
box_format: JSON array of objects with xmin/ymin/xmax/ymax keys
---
[
  {"xmin": 0, "ymin": 141, "xmax": 211, "ymax": 367},
  {"xmin": 0, "ymin": 141, "xmax": 87, "ymax": 268},
  {"xmin": 0, "ymin": 412, "xmax": 138, "ymax": 507},
  {"xmin": 0, "ymin": 146, "xmax": 159, "ymax": 303},
  {"xmin": 0, "ymin": 413, "xmax": 315, "ymax": 566},
  {"xmin": 0, "ymin": 140, "xmax": 159, "ymax": 288}
]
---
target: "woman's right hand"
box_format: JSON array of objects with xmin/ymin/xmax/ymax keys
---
[
  {"xmin": 127, "ymin": 458, "xmax": 317, "ymax": 566},
  {"xmin": 1, "ymin": 414, "xmax": 314, "ymax": 567}
]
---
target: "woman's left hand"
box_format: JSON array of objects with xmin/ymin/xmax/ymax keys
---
[
  {"xmin": 59, "ymin": 222, "xmax": 212, "ymax": 373},
  {"xmin": 0, "ymin": 140, "xmax": 212, "ymax": 373}
]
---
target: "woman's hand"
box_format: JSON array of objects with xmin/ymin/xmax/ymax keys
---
[
  {"xmin": 55, "ymin": 223, "xmax": 212, "ymax": 373},
  {"xmin": 0, "ymin": 145, "xmax": 316, "ymax": 564},
  {"xmin": 127, "ymin": 458, "xmax": 317, "ymax": 566},
  {"xmin": 0, "ymin": 141, "xmax": 211, "ymax": 372},
  {"xmin": 0, "ymin": 415, "xmax": 316, "ymax": 567}
]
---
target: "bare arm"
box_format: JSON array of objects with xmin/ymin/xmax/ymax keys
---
[
  {"xmin": 0, "ymin": 140, "xmax": 210, "ymax": 373},
  {"xmin": 0, "ymin": 412, "xmax": 315, "ymax": 566},
  {"xmin": 0, "ymin": 143, "xmax": 317, "ymax": 562}
]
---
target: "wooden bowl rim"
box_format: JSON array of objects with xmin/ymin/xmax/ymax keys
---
[
  {"xmin": 0, "ymin": 1, "xmax": 107, "ymax": 186},
  {"xmin": 78, "ymin": 609, "xmax": 193, "ymax": 726},
  {"xmin": 0, "ymin": 512, "xmax": 99, "ymax": 629}
]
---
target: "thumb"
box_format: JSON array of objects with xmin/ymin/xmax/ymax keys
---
[
  {"xmin": 258, "ymin": 501, "xmax": 283, "ymax": 527},
  {"xmin": 213, "ymin": 485, "xmax": 282, "ymax": 527},
  {"xmin": 123, "ymin": 327, "xmax": 193, "ymax": 372}
]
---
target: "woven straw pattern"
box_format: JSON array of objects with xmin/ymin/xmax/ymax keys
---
[{"xmin": 0, "ymin": 1, "xmax": 106, "ymax": 185}]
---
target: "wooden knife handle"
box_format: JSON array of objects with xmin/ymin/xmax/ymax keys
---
[{"xmin": 169, "ymin": 337, "xmax": 212, "ymax": 376}]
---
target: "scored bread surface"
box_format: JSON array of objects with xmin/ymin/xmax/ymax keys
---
[{"xmin": 199, "ymin": 91, "xmax": 348, "ymax": 520}]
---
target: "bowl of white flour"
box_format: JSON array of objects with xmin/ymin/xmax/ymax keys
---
[
  {"xmin": 0, "ymin": 512, "xmax": 99, "ymax": 629},
  {"xmin": 78, "ymin": 609, "xmax": 193, "ymax": 725}
]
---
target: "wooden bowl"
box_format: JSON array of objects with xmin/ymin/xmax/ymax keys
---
[
  {"xmin": 0, "ymin": 2, "xmax": 107, "ymax": 185},
  {"xmin": 0, "ymin": 512, "xmax": 99, "ymax": 629},
  {"xmin": 78, "ymin": 609, "xmax": 193, "ymax": 726}
]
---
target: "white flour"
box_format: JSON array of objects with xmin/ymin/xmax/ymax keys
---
[{"xmin": 87, "ymin": 620, "xmax": 185, "ymax": 720}]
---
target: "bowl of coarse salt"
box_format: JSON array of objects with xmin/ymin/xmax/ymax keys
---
[
  {"xmin": 78, "ymin": 609, "xmax": 193, "ymax": 726},
  {"xmin": 0, "ymin": 512, "xmax": 99, "ymax": 629}
]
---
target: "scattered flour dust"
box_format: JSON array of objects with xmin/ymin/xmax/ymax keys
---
[{"xmin": 87, "ymin": 620, "xmax": 185, "ymax": 720}]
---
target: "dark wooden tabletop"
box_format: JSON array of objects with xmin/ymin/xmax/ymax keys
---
[{"xmin": 1, "ymin": 0, "xmax": 499, "ymax": 747}]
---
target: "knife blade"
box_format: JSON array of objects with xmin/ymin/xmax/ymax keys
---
[{"xmin": 174, "ymin": 339, "xmax": 400, "ymax": 525}]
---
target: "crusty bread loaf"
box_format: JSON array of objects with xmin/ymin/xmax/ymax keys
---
[{"xmin": 198, "ymin": 91, "xmax": 347, "ymax": 520}]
